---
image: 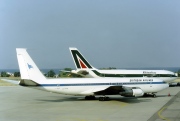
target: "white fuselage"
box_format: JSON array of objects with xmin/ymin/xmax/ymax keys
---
[
  {"xmin": 16, "ymin": 48, "xmax": 169, "ymax": 98},
  {"xmin": 69, "ymin": 48, "xmax": 177, "ymax": 83},
  {"xmin": 28, "ymin": 77, "xmax": 168, "ymax": 96},
  {"xmin": 81, "ymin": 69, "xmax": 178, "ymax": 83}
]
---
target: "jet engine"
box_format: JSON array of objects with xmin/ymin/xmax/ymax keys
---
[{"xmin": 119, "ymin": 88, "xmax": 144, "ymax": 97}]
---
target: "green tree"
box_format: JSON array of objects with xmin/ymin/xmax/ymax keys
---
[
  {"xmin": 58, "ymin": 68, "xmax": 83, "ymax": 78},
  {"xmin": 58, "ymin": 68, "xmax": 74, "ymax": 77},
  {"xmin": 0, "ymin": 71, "xmax": 10, "ymax": 77},
  {"xmin": 64, "ymin": 68, "xmax": 72, "ymax": 71},
  {"xmin": 58, "ymin": 68, "xmax": 68, "ymax": 77},
  {"xmin": 178, "ymin": 69, "xmax": 180, "ymax": 77},
  {"xmin": 58, "ymin": 71, "xmax": 67, "ymax": 77},
  {"xmin": 100, "ymin": 67, "xmax": 116, "ymax": 70},
  {"xmin": 47, "ymin": 70, "xmax": 55, "ymax": 77},
  {"xmin": 14, "ymin": 72, "xmax": 20, "ymax": 77}
]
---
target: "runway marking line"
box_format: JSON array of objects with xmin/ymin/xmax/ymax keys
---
[
  {"xmin": 158, "ymin": 106, "xmax": 170, "ymax": 121},
  {"xmin": 120, "ymin": 102, "xmax": 128, "ymax": 107},
  {"xmin": 73, "ymin": 118, "xmax": 109, "ymax": 121},
  {"xmin": 56, "ymin": 117, "xmax": 109, "ymax": 121},
  {"xmin": 107, "ymin": 101, "xmax": 128, "ymax": 107}
]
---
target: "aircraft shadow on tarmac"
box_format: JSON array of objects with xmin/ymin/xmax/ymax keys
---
[
  {"xmin": 109, "ymin": 97, "xmax": 152, "ymax": 103},
  {"xmin": 36, "ymin": 96, "xmax": 153, "ymax": 103},
  {"xmin": 156, "ymin": 94, "xmax": 174, "ymax": 97}
]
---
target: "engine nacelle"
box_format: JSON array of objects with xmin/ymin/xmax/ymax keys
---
[{"xmin": 120, "ymin": 88, "xmax": 144, "ymax": 97}]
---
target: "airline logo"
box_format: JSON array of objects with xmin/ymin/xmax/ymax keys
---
[
  {"xmin": 71, "ymin": 50, "xmax": 92, "ymax": 69},
  {"xmin": 143, "ymin": 71, "xmax": 156, "ymax": 74},
  {"xmin": 79, "ymin": 58, "xmax": 87, "ymax": 68},
  {"xmin": 27, "ymin": 63, "xmax": 33, "ymax": 69}
]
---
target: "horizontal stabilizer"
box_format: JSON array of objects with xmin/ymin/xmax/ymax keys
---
[
  {"xmin": 1, "ymin": 79, "xmax": 19, "ymax": 85},
  {"xmin": 19, "ymin": 79, "xmax": 40, "ymax": 86}
]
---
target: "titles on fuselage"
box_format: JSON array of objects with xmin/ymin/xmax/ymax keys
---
[
  {"xmin": 143, "ymin": 71, "xmax": 156, "ymax": 74},
  {"xmin": 130, "ymin": 79, "xmax": 153, "ymax": 82}
]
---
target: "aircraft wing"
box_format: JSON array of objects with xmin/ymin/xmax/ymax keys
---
[
  {"xmin": 71, "ymin": 70, "xmax": 89, "ymax": 76},
  {"xmin": 80, "ymin": 87, "xmax": 109, "ymax": 95},
  {"xmin": 60, "ymin": 70, "xmax": 89, "ymax": 77},
  {"xmin": 92, "ymin": 86, "xmax": 144, "ymax": 97},
  {"xmin": 79, "ymin": 86, "xmax": 123, "ymax": 95},
  {"xmin": 94, "ymin": 86, "xmax": 124, "ymax": 95},
  {"xmin": 1, "ymin": 79, "xmax": 19, "ymax": 85}
]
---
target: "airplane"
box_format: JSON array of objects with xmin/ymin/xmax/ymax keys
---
[
  {"xmin": 69, "ymin": 47, "xmax": 178, "ymax": 83},
  {"xmin": 16, "ymin": 48, "xmax": 168, "ymax": 101}
]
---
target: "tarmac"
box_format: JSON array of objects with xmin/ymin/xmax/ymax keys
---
[
  {"xmin": 0, "ymin": 86, "xmax": 179, "ymax": 121},
  {"xmin": 148, "ymin": 91, "xmax": 180, "ymax": 121}
]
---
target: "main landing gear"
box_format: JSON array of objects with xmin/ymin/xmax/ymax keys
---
[
  {"xmin": 85, "ymin": 95, "xmax": 110, "ymax": 101},
  {"xmin": 98, "ymin": 96, "xmax": 109, "ymax": 101},
  {"xmin": 152, "ymin": 93, "xmax": 156, "ymax": 98},
  {"xmin": 143, "ymin": 93, "xmax": 156, "ymax": 98},
  {"xmin": 85, "ymin": 96, "xmax": 96, "ymax": 100}
]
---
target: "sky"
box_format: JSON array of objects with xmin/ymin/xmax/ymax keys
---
[{"xmin": 0, "ymin": 0, "xmax": 180, "ymax": 69}]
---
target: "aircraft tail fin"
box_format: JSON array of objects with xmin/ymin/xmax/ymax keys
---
[
  {"xmin": 69, "ymin": 47, "xmax": 96, "ymax": 70},
  {"xmin": 16, "ymin": 48, "xmax": 46, "ymax": 83}
]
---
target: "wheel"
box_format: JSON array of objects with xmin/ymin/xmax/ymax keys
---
[
  {"xmin": 91, "ymin": 96, "xmax": 95, "ymax": 100},
  {"xmin": 89, "ymin": 96, "xmax": 95, "ymax": 100},
  {"xmin": 99, "ymin": 96, "xmax": 109, "ymax": 101},
  {"xmin": 152, "ymin": 94, "xmax": 156, "ymax": 98},
  {"xmin": 105, "ymin": 97, "xmax": 109, "ymax": 101},
  {"xmin": 143, "ymin": 93, "xmax": 148, "ymax": 97},
  {"xmin": 99, "ymin": 97, "xmax": 105, "ymax": 101},
  {"xmin": 85, "ymin": 96, "xmax": 96, "ymax": 100},
  {"xmin": 85, "ymin": 96, "xmax": 89, "ymax": 100},
  {"xmin": 99, "ymin": 97, "xmax": 102, "ymax": 101}
]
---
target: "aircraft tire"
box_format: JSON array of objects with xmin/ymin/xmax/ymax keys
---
[
  {"xmin": 152, "ymin": 94, "xmax": 156, "ymax": 98},
  {"xmin": 99, "ymin": 96, "xmax": 109, "ymax": 101},
  {"xmin": 99, "ymin": 97, "xmax": 104, "ymax": 101},
  {"xmin": 85, "ymin": 96, "xmax": 95, "ymax": 100}
]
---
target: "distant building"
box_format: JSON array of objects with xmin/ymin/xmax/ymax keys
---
[{"xmin": 7, "ymin": 72, "xmax": 14, "ymax": 77}]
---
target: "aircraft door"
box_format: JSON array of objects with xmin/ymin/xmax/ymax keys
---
[
  {"xmin": 150, "ymin": 81, "xmax": 152, "ymax": 87},
  {"xmin": 57, "ymin": 84, "xmax": 60, "ymax": 89}
]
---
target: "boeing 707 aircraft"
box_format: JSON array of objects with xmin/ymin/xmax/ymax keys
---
[
  {"xmin": 69, "ymin": 48, "xmax": 177, "ymax": 83},
  {"xmin": 16, "ymin": 48, "xmax": 168, "ymax": 101}
]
